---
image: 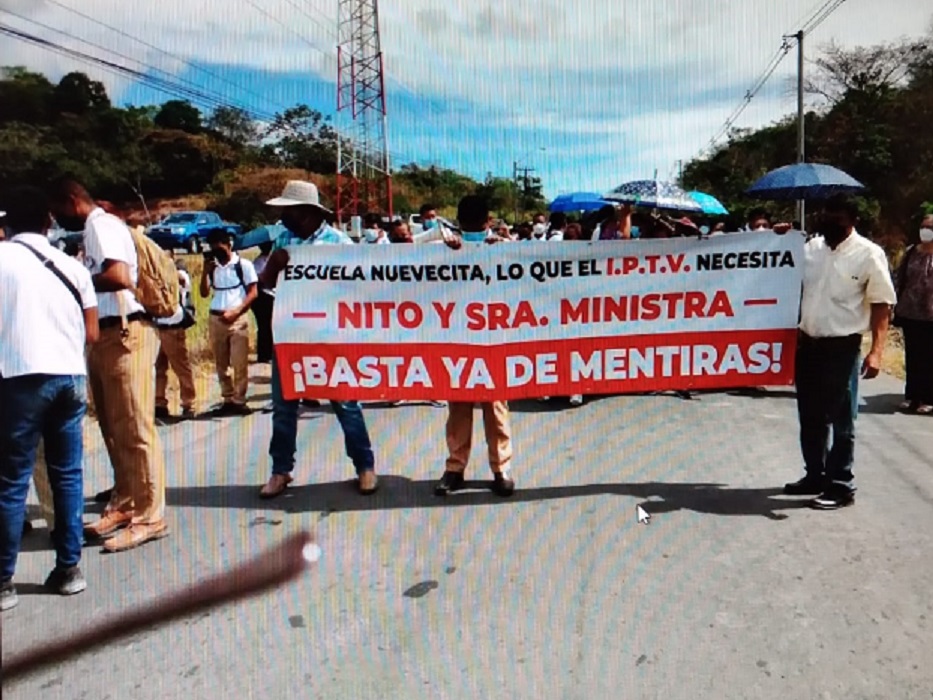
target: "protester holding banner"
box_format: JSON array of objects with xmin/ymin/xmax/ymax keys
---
[
  {"xmin": 434, "ymin": 195, "xmax": 515, "ymax": 497},
  {"xmin": 258, "ymin": 181, "xmax": 378, "ymax": 498},
  {"xmin": 784, "ymin": 195, "xmax": 897, "ymax": 510}
]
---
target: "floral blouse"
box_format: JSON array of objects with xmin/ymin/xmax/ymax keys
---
[{"xmin": 894, "ymin": 247, "xmax": 933, "ymax": 321}]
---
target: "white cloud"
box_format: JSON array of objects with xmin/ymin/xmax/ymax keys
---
[{"xmin": 1, "ymin": 0, "xmax": 929, "ymax": 188}]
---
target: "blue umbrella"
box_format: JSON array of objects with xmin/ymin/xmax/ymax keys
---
[
  {"xmin": 548, "ymin": 192, "xmax": 611, "ymax": 213},
  {"xmin": 604, "ymin": 180, "xmax": 704, "ymax": 213},
  {"xmin": 236, "ymin": 223, "xmax": 286, "ymax": 250},
  {"xmin": 688, "ymin": 191, "xmax": 729, "ymax": 216},
  {"xmin": 745, "ymin": 163, "xmax": 865, "ymax": 201}
]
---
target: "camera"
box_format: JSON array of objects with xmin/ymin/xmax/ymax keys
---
[{"xmin": 202, "ymin": 250, "xmax": 216, "ymax": 262}]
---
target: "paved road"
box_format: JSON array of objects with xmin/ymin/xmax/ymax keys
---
[{"xmin": 4, "ymin": 369, "xmax": 933, "ymax": 700}]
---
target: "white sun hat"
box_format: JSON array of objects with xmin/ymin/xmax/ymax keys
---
[{"xmin": 266, "ymin": 180, "xmax": 332, "ymax": 213}]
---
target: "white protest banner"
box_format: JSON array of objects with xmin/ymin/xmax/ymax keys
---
[{"xmin": 272, "ymin": 233, "xmax": 805, "ymax": 401}]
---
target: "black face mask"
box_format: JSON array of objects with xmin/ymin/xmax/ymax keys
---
[
  {"xmin": 213, "ymin": 248, "xmax": 230, "ymax": 263},
  {"xmin": 821, "ymin": 220, "xmax": 849, "ymax": 245}
]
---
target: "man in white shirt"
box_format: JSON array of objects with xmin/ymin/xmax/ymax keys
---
[
  {"xmin": 782, "ymin": 195, "xmax": 897, "ymax": 510},
  {"xmin": 434, "ymin": 195, "xmax": 516, "ymax": 498},
  {"xmin": 49, "ymin": 177, "xmax": 168, "ymax": 553},
  {"xmin": 200, "ymin": 229, "xmax": 258, "ymax": 415},
  {"xmin": 155, "ymin": 252, "xmax": 197, "ymax": 420},
  {"xmin": 258, "ymin": 180, "xmax": 378, "ymax": 498},
  {"xmin": 0, "ymin": 186, "xmax": 99, "ymax": 611}
]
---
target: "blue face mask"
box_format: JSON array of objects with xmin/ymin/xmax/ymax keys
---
[
  {"xmin": 630, "ymin": 226, "xmax": 640, "ymax": 239},
  {"xmin": 423, "ymin": 219, "xmax": 437, "ymax": 230},
  {"xmin": 461, "ymin": 230, "xmax": 488, "ymax": 244}
]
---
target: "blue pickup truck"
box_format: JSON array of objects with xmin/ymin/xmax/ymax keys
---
[{"xmin": 146, "ymin": 211, "xmax": 242, "ymax": 253}]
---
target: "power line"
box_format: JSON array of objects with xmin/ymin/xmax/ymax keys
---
[
  {"xmin": 0, "ymin": 9, "xmax": 278, "ymax": 122},
  {"xmin": 42, "ymin": 0, "xmax": 281, "ymax": 116},
  {"xmin": 0, "ymin": 24, "xmax": 252, "ymax": 116},
  {"xmin": 705, "ymin": 0, "xmax": 849, "ymax": 152}
]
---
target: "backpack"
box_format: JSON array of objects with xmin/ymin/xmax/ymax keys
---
[
  {"xmin": 128, "ymin": 225, "xmax": 180, "ymax": 318},
  {"xmin": 210, "ymin": 259, "xmax": 246, "ymax": 291}
]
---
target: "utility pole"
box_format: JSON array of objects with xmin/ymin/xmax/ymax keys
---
[
  {"xmin": 512, "ymin": 161, "xmax": 519, "ymax": 224},
  {"xmin": 796, "ymin": 29, "xmax": 805, "ymax": 228}
]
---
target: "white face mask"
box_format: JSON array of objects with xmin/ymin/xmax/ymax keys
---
[
  {"xmin": 920, "ymin": 228, "xmax": 933, "ymax": 243},
  {"xmin": 532, "ymin": 223, "xmax": 547, "ymax": 237},
  {"xmin": 363, "ymin": 228, "xmax": 380, "ymax": 243}
]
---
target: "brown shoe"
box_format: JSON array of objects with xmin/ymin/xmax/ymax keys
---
[
  {"xmin": 357, "ymin": 470, "xmax": 379, "ymax": 495},
  {"xmin": 84, "ymin": 511, "xmax": 132, "ymax": 540},
  {"xmin": 102, "ymin": 521, "xmax": 169, "ymax": 553},
  {"xmin": 260, "ymin": 473, "xmax": 293, "ymax": 499}
]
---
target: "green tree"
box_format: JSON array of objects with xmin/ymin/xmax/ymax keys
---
[
  {"xmin": 206, "ymin": 105, "xmax": 257, "ymax": 146},
  {"xmin": 52, "ymin": 72, "xmax": 110, "ymax": 116},
  {"xmin": 154, "ymin": 100, "xmax": 202, "ymax": 133},
  {"xmin": 0, "ymin": 66, "xmax": 54, "ymax": 125},
  {"xmin": 264, "ymin": 105, "xmax": 342, "ymax": 173}
]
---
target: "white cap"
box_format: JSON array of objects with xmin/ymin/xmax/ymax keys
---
[{"xmin": 266, "ymin": 181, "xmax": 332, "ymax": 213}]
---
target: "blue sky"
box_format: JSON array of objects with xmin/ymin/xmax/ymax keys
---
[{"xmin": 3, "ymin": 0, "xmax": 930, "ymax": 199}]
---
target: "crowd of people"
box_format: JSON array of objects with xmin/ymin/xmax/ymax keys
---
[{"xmin": 0, "ymin": 174, "xmax": 929, "ymax": 615}]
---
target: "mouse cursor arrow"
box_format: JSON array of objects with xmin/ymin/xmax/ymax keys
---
[{"xmin": 636, "ymin": 505, "xmax": 651, "ymax": 525}]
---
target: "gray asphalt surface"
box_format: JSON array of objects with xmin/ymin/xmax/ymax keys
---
[{"xmin": 3, "ymin": 368, "xmax": 933, "ymax": 700}]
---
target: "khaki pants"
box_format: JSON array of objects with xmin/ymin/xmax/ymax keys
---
[
  {"xmin": 87, "ymin": 321, "xmax": 166, "ymax": 524},
  {"xmin": 209, "ymin": 314, "xmax": 250, "ymax": 405},
  {"xmin": 156, "ymin": 326, "xmax": 197, "ymax": 410},
  {"xmin": 445, "ymin": 401, "xmax": 512, "ymax": 474},
  {"xmin": 32, "ymin": 440, "xmax": 55, "ymax": 529}
]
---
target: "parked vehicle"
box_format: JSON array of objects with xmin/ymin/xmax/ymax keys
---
[{"xmin": 147, "ymin": 211, "xmax": 242, "ymax": 253}]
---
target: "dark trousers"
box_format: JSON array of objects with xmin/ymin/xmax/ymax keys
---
[
  {"xmin": 795, "ymin": 333, "xmax": 862, "ymax": 492},
  {"xmin": 902, "ymin": 319, "xmax": 933, "ymax": 405},
  {"xmin": 251, "ymin": 291, "xmax": 274, "ymax": 363}
]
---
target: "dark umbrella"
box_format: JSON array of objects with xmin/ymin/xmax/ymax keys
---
[{"xmin": 745, "ymin": 163, "xmax": 865, "ymax": 201}]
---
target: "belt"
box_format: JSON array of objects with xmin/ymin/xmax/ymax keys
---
[
  {"xmin": 210, "ymin": 310, "xmax": 227, "ymax": 316},
  {"xmin": 798, "ymin": 331, "xmax": 861, "ymax": 344},
  {"xmin": 99, "ymin": 312, "xmax": 149, "ymax": 330}
]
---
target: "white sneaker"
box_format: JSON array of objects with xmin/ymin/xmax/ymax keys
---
[{"xmin": 570, "ymin": 395, "xmax": 583, "ymax": 407}]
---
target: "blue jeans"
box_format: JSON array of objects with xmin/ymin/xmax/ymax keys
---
[
  {"xmin": 268, "ymin": 358, "xmax": 374, "ymax": 475},
  {"xmin": 0, "ymin": 374, "xmax": 87, "ymax": 580}
]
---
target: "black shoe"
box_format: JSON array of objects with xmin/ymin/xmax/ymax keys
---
[
  {"xmin": 218, "ymin": 402, "xmax": 252, "ymax": 416},
  {"xmin": 180, "ymin": 408, "xmax": 196, "ymax": 420},
  {"xmin": 434, "ymin": 471, "xmax": 465, "ymax": 496},
  {"xmin": 94, "ymin": 488, "xmax": 113, "ymax": 504},
  {"xmin": 810, "ymin": 488, "xmax": 855, "ymax": 510},
  {"xmin": 783, "ymin": 476, "xmax": 824, "ymax": 496},
  {"xmin": 44, "ymin": 566, "xmax": 87, "ymax": 596},
  {"xmin": 491, "ymin": 471, "xmax": 516, "ymax": 497},
  {"xmin": 0, "ymin": 579, "xmax": 17, "ymax": 611},
  {"xmin": 155, "ymin": 407, "xmax": 170, "ymax": 420}
]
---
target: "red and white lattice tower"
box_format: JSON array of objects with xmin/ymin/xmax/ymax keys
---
[{"xmin": 335, "ymin": 0, "xmax": 392, "ymax": 225}]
